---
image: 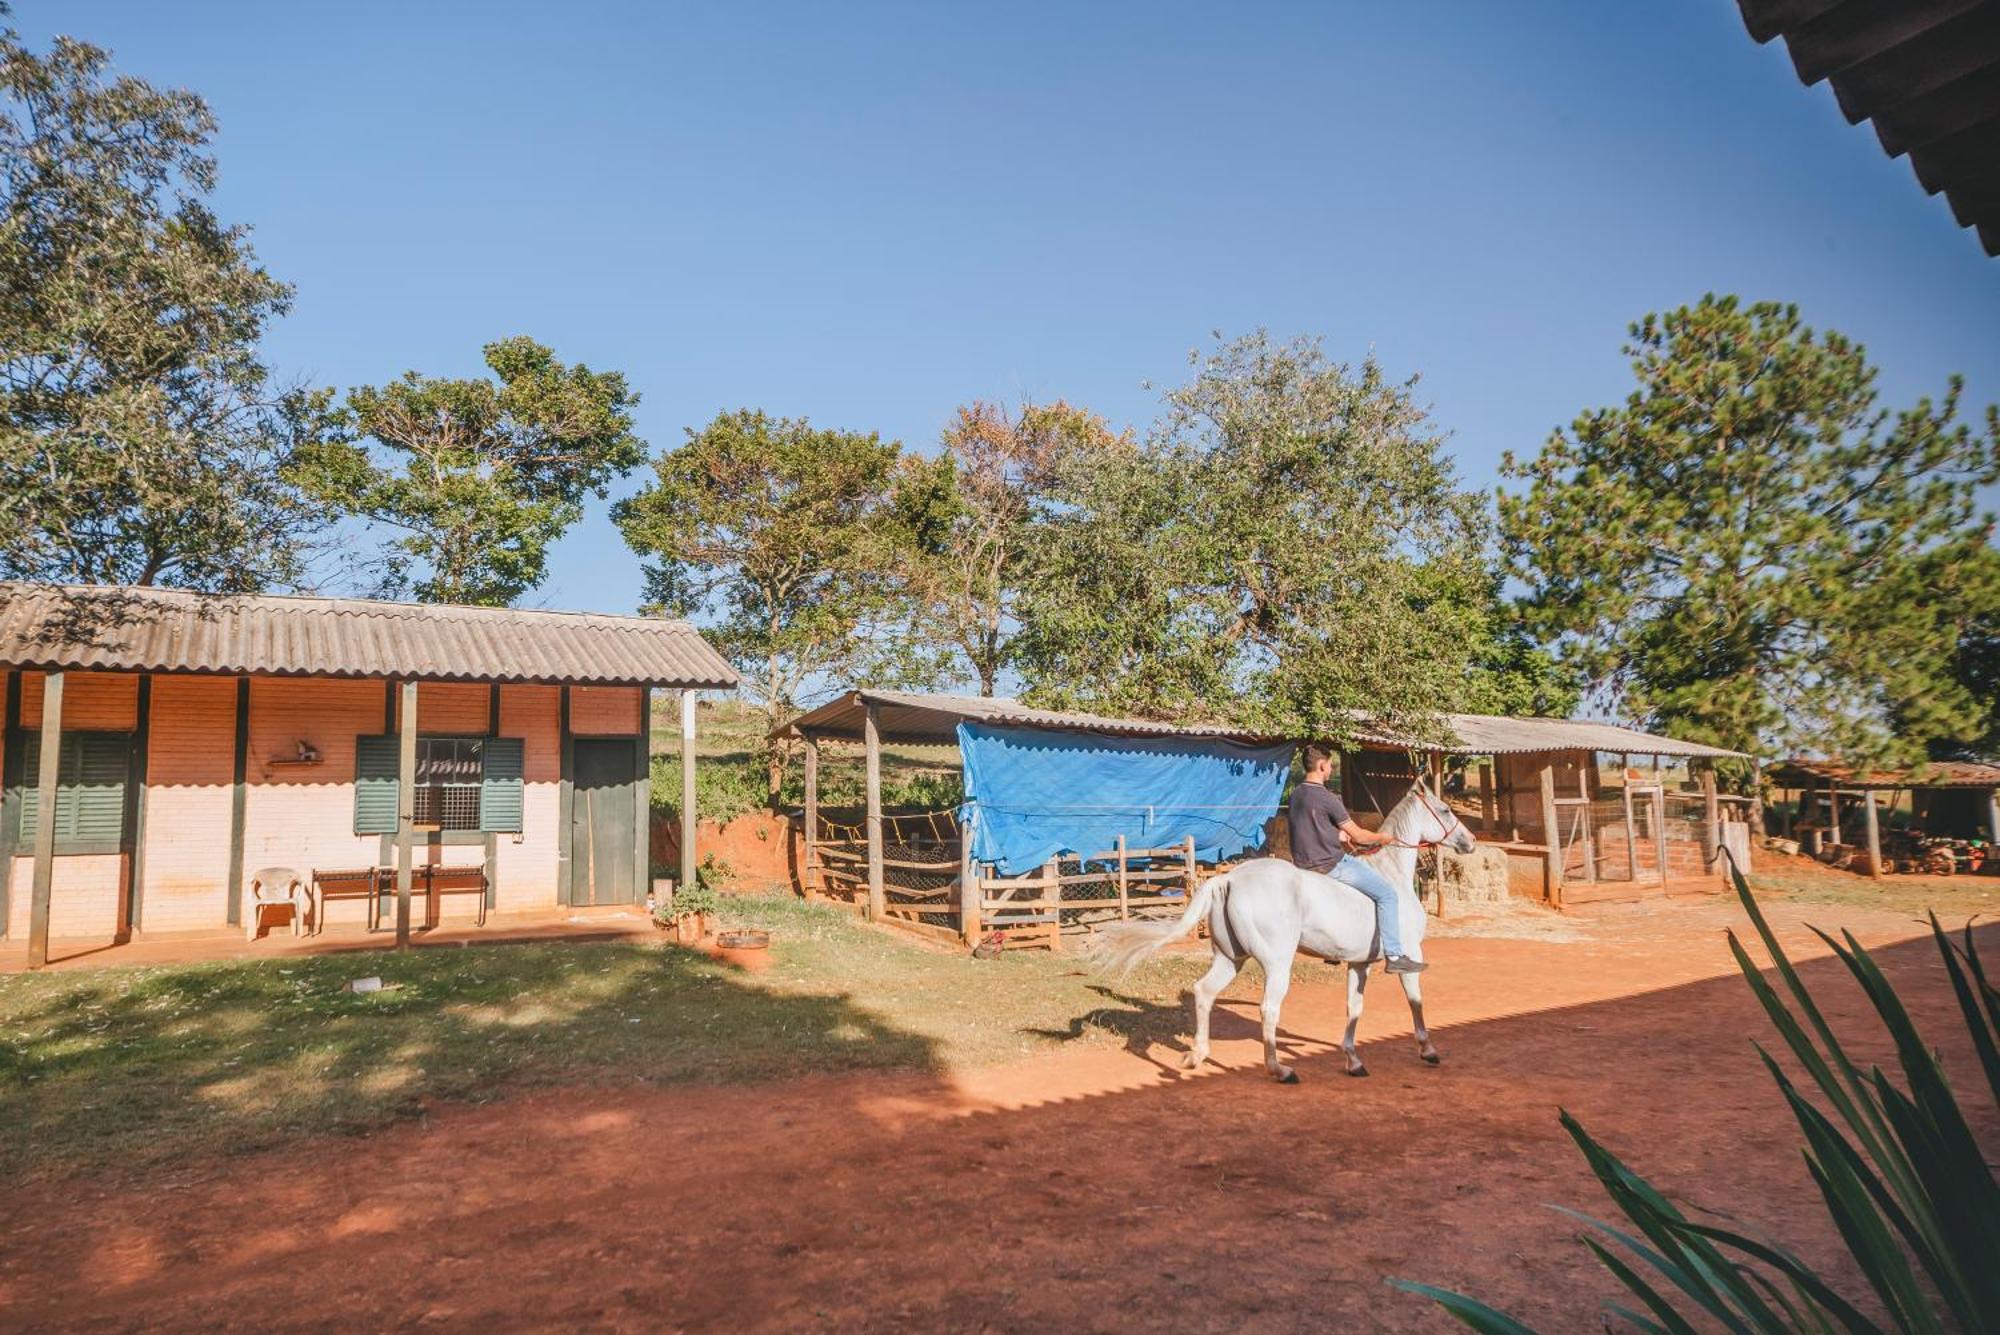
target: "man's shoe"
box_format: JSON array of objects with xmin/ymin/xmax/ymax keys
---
[{"xmin": 1384, "ymin": 955, "xmax": 1428, "ymax": 975}]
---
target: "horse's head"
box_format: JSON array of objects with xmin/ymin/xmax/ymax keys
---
[{"xmin": 1407, "ymin": 779, "xmax": 1477, "ymax": 854}]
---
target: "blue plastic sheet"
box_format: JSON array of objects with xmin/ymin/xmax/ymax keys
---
[{"xmin": 957, "ymin": 722, "xmax": 1293, "ymax": 877}]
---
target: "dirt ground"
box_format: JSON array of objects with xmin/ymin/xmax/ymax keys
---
[{"xmin": 0, "ymin": 888, "xmax": 1993, "ymax": 1332}]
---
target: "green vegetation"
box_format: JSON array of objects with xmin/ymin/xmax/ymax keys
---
[
  {"xmin": 1502, "ymin": 296, "xmax": 2000, "ymax": 769},
  {"xmin": 0, "ymin": 20, "xmax": 340, "ymax": 590},
  {"xmin": 0, "ymin": 892, "xmax": 1214, "ymax": 1185},
  {"xmin": 297, "ymin": 337, "xmax": 645, "ymax": 605},
  {"xmin": 651, "ymin": 697, "xmax": 962, "ymax": 827},
  {"xmin": 1396, "ymin": 859, "xmax": 2000, "ymax": 1332}
]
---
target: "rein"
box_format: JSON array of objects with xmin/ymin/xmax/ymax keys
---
[{"xmin": 1362, "ymin": 789, "xmax": 1466, "ymax": 852}]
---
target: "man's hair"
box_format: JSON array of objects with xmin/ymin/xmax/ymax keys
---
[{"xmin": 1302, "ymin": 741, "xmax": 1335, "ymax": 771}]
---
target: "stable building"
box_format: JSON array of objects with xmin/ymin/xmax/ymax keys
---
[{"xmin": 0, "ymin": 583, "xmax": 737, "ymax": 967}]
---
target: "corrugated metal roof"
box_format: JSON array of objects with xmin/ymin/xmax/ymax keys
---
[
  {"xmin": 1739, "ymin": 0, "xmax": 2000, "ymax": 257},
  {"xmin": 0, "ymin": 583, "xmax": 739, "ymax": 688},
  {"xmin": 777, "ymin": 690, "xmax": 1283, "ymax": 744},
  {"xmin": 1768, "ymin": 758, "xmax": 2000, "ymax": 790},
  {"xmin": 776, "ymin": 690, "xmax": 1743, "ymax": 757},
  {"xmin": 1355, "ymin": 714, "xmax": 1750, "ymax": 760}
]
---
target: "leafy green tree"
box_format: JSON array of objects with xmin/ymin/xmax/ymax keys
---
[
  {"xmin": 1501, "ymin": 296, "xmax": 2000, "ymax": 768},
  {"xmin": 614, "ymin": 410, "xmax": 906, "ymax": 794},
  {"xmin": 890, "ymin": 399, "xmax": 1126, "ymax": 696},
  {"xmin": 1013, "ymin": 331, "xmax": 1492, "ymax": 741},
  {"xmin": 0, "ymin": 19, "xmax": 337, "ymax": 590},
  {"xmin": 301, "ymin": 338, "xmax": 644, "ymax": 605}
]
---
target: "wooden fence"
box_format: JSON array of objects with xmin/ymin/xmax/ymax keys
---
[{"xmin": 802, "ymin": 809, "xmax": 1204, "ymax": 951}]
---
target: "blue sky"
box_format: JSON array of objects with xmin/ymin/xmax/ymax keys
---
[{"xmin": 28, "ymin": 2, "xmax": 2000, "ymax": 614}]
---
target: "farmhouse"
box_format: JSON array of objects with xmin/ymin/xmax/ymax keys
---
[
  {"xmin": 0, "ymin": 582, "xmax": 737, "ymax": 968},
  {"xmin": 775, "ymin": 690, "xmax": 1749, "ymax": 947}
]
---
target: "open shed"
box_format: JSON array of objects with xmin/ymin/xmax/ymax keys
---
[
  {"xmin": 1341, "ymin": 715, "xmax": 1752, "ymax": 907},
  {"xmin": 775, "ymin": 690, "xmax": 1289, "ymax": 950},
  {"xmin": 1765, "ymin": 758, "xmax": 2000, "ymax": 876}
]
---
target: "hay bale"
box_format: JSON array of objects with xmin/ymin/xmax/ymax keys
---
[{"xmin": 1436, "ymin": 846, "xmax": 1511, "ymax": 907}]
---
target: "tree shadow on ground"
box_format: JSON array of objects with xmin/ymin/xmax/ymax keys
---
[{"xmin": 0, "ymin": 937, "xmax": 942, "ymax": 1184}]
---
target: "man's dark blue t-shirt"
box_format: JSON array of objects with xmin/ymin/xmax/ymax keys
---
[{"xmin": 1287, "ymin": 782, "xmax": 1351, "ymax": 873}]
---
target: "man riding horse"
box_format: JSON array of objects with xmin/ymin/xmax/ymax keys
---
[{"xmin": 1286, "ymin": 741, "xmax": 1426, "ymax": 974}]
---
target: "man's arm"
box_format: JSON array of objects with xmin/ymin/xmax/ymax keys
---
[{"xmin": 1339, "ymin": 817, "xmax": 1393, "ymax": 849}]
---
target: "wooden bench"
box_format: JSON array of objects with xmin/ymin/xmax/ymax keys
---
[
  {"xmin": 311, "ymin": 867, "xmax": 380, "ymax": 934},
  {"xmin": 422, "ymin": 864, "xmax": 489, "ymax": 927}
]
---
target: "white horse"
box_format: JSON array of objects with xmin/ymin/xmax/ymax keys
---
[{"xmin": 1089, "ymin": 780, "xmax": 1477, "ymax": 1082}]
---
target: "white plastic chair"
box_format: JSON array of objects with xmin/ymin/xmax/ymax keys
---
[{"xmin": 247, "ymin": 866, "xmax": 307, "ymax": 941}]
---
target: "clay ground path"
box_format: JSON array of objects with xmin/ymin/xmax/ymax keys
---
[{"xmin": 1, "ymin": 898, "xmax": 1993, "ymax": 1332}]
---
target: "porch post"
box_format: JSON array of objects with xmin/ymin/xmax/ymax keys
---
[
  {"xmin": 1827, "ymin": 779, "xmax": 1841, "ymax": 846},
  {"xmin": 1988, "ymin": 787, "xmax": 2000, "ymax": 846},
  {"xmin": 679, "ymin": 689, "xmax": 697, "ymax": 897},
  {"xmin": 27, "ymin": 670, "xmax": 63, "ymax": 969},
  {"xmin": 863, "ymin": 702, "xmax": 884, "ymax": 921},
  {"xmin": 1478, "ymin": 761, "xmax": 1495, "ymax": 831},
  {"xmin": 801, "ymin": 736, "xmax": 820, "ymax": 898},
  {"xmin": 394, "ymin": 679, "xmax": 417, "ymax": 947},
  {"xmin": 1653, "ymin": 785, "xmax": 1669, "ymax": 886},
  {"xmin": 1863, "ymin": 790, "xmax": 1882, "ymax": 879},
  {"xmin": 636, "ymin": 686, "xmax": 653, "ymax": 906},
  {"xmin": 226, "ymin": 677, "xmax": 250, "ymax": 927}
]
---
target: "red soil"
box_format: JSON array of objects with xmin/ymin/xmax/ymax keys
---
[{"xmin": 1, "ymin": 895, "xmax": 1992, "ymax": 1332}]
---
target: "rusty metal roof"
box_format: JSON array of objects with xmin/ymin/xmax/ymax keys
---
[
  {"xmin": 776, "ymin": 690, "xmax": 1283, "ymax": 744},
  {"xmin": 0, "ymin": 583, "xmax": 739, "ymax": 688},
  {"xmin": 1355, "ymin": 714, "xmax": 1750, "ymax": 760},
  {"xmin": 1739, "ymin": 0, "xmax": 2000, "ymax": 256},
  {"xmin": 775, "ymin": 690, "xmax": 1741, "ymax": 758},
  {"xmin": 1767, "ymin": 757, "xmax": 2000, "ymax": 790}
]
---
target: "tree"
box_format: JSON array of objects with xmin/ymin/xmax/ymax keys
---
[
  {"xmin": 301, "ymin": 338, "xmax": 644, "ymax": 606},
  {"xmin": 613, "ymin": 410, "xmax": 906, "ymax": 793},
  {"xmin": 0, "ymin": 19, "xmax": 337, "ymax": 590},
  {"xmin": 1013, "ymin": 331, "xmax": 1494, "ymax": 741},
  {"xmin": 1501, "ymin": 296, "xmax": 2000, "ymax": 768},
  {"xmin": 889, "ymin": 399, "xmax": 1126, "ymax": 696}
]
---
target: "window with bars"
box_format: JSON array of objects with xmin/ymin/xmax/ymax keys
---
[{"xmin": 354, "ymin": 734, "xmax": 523, "ymax": 835}]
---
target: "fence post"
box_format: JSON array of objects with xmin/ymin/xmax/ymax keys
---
[
  {"xmin": 1043, "ymin": 856, "xmax": 1061, "ymax": 952},
  {"xmin": 1538, "ymin": 763, "xmax": 1560, "ymax": 904},
  {"xmin": 1701, "ymin": 765, "xmax": 1720, "ymax": 874},
  {"xmin": 1863, "ymin": 790, "xmax": 1883, "ymax": 879},
  {"xmin": 1115, "ymin": 833, "xmax": 1129, "ymax": 919},
  {"xmin": 958, "ymin": 805, "xmax": 980, "ymax": 947}
]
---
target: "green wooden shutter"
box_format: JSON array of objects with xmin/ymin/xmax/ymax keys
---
[
  {"xmin": 69, "ymin": 735, "xmax": 128, "ymax": 845},
  {"xmin": 354, "ymin": 735, "xmax": 400, "ymax": 834},
  {"xmin": 480, "ymin": 737, "xmax": 524, "ymax": 833},
  {"xmin": 17, "ymin": 732, "xmax": 128, "ymax": 852}
]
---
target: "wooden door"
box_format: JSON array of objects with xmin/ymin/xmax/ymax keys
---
[{"xmin": 570, "ymin": 738, "xmax": 639, "ymax": 906}]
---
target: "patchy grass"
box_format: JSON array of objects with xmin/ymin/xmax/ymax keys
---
[
  {"xmin": 0, "ymin": 893, "xmax": 1217, "ymax": 1185},
  {"xmin": 1752, "ymin": 864, "xmax": 2000, "ymax": 920}
]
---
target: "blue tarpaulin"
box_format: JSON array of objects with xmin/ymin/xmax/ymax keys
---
[{"xmin": 957, "ymin": 722, "xmax": 1293, "ymax": 877}]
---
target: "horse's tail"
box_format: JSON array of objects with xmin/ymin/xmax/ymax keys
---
[{"xmin": 1085, "ymin": 873, "xmax": 1226, "ymax": 977}]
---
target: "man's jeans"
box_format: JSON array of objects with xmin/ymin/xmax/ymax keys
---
[{"xmin": 1329, "ymin": 855, "xmax": 1406, "ymax": 960}]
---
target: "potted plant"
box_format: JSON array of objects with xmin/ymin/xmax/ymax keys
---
[{"xmin": 655, "ymin": 881, "xmax": 718, "ymax": 944}]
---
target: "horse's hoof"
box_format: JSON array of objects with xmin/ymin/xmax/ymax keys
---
[
  {"xmin": 1275, "ymin": 1069, "xmax": 1300, "ymax": 1085},
  {"xmin": 1346, "ymin": 1064, "xmax": 1369, "ymax": 1078},
  {"xmin": 1420, "ymin": 1051, "xmax": 1442, "ymax": 1066},
  {"xmin": 1182, "ymin": 1052, "xmax": 1205, "ymax": 1071}
]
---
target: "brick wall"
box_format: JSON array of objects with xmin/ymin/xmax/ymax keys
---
[
  {"xmin": 4, "ymin": 671, "xmax": 140, "ymax": 939},
  {"xmin": 4, "ymin": 672, "xmax": 620, "ymax": 940},
  {"xmin": 138, "ymin": 675, "xmax": 238, "ymax": 931}
]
